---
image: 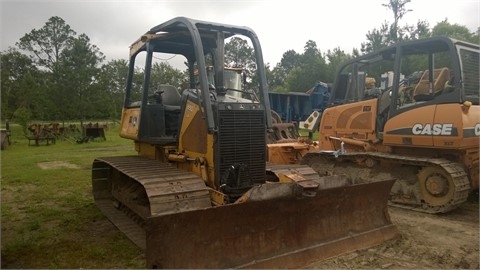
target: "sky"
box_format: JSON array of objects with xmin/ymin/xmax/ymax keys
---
[{"xmin": 1, "ymin": 0, "xmax": 479, "ymax": 68}]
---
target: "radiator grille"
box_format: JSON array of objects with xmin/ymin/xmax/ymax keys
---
[
  {"xmin": 460, "ymin": 48, "xmax": 479, "ymax": 98},
  {"xmin": 216, "ymin": 108, "xmax": 266, "ymax": 186}
]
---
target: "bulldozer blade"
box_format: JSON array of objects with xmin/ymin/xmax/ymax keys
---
[{"xmin": 145, "ymin": 179, "xmax": 398, "ymax": 269}]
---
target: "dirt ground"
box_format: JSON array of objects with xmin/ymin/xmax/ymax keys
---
[
  {"xmin": 86, "ymin": 189, "xmax": 478, "ymax": 269},
  {"xmin": 69, "ymin": 189, "xmax": 480, "ymax": 269},
  {"xmin": 307, "ymin": 194, "xmax": 479, "ymax": 269},
  {"xmin": 86, "ymin": 192, "xmax": 478, "ymax": 269}
]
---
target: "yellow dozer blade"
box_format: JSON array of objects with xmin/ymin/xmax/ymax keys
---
[{"xmin": 145, "ymin": 179, "xmax": 398, "ymax": 269}]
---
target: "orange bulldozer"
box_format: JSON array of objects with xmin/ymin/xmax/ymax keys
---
[{"xmin": 268, "ymin": 36, "xmax": 479, "ymax": 214}]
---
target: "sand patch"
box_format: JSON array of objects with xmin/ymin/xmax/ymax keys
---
[{"xmin": 37, "ymin": 161, "xmax": 81, "ymax": 170}]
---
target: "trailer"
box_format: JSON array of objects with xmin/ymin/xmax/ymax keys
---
[{"xmin": 269, "ymin": 82, "xmax": 330, "ymax": 123}]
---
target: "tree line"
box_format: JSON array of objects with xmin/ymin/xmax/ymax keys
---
[{"xmin": 1, "ymin": 0, "xmax": 478, "ymax": 127}]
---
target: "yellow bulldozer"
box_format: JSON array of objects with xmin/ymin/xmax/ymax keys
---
[
  {"xmin": 91, "ymin": 17, "xmax": 398, "ymax": 268},
  {"xmin": 268, "ymin": 37, "xmax": 479, "ymax": 214}
]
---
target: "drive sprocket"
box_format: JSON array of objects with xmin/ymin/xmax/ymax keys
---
[{"xmin": 417, "ymin": 166, "xmax": 455, "ymax": 207}]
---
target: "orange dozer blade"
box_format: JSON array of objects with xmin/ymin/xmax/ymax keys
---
[{"xmin": 145, "ymin": 180, "xmax": 399, "ymax": 269}]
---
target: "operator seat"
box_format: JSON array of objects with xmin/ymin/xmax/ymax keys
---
[
  {"xmin": 413, "ymin": 67, "xmax": 450, "ymax": 101},
  {"xmin": 159, "ymin": 84, "xmax": 181, "ymax": 107},
  {"xmin": 157, "ymin": 84, "xmax": 181, "ymax": 138}
]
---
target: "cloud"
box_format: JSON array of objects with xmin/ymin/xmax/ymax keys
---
[{"xmin": 1, "ymin": 0, "xmax": 478, "ymax": 67}]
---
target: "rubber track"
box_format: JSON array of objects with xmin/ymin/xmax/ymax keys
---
[
  {"xmin": 302, "ymin": 152, "xmax": 470, "ymax": 213},
  {"xmin": 92, "ymin": 155, "xmax": 211, "ymax": 250}
]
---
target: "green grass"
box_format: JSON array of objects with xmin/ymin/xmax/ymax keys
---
[
  {"xmin": 298, "ymin": 129, "xmax": 319, "ymax": 141},
  {"xmin": 1, "ymin": 123, "xmax": 145, "ymax": 268}
]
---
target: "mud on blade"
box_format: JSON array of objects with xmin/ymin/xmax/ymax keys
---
[{"xmin": 145, "ymin": 180, "xmax": 398, "ymax": 269}]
